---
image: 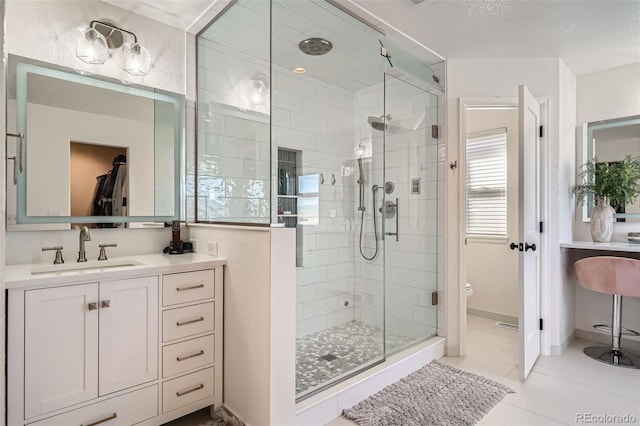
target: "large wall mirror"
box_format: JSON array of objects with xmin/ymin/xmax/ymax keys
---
[
  {"xmin": 6, "ymin": 55, "xmax": 184, "ymax": 228},
  {"xmin": 581, "ymin": 114, "xmax": 640, "ymax": 222}
]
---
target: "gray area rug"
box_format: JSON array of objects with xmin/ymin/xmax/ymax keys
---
[{"xmin": 343, "ymin": 360, "xmax": 514, "ymax": 426}]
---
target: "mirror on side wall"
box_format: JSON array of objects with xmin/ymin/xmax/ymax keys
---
[
  {"xmin": 6, "ymin": 55, "xmax": 184, "ymax": 230},
  {"xmin": 580, "ymin": 114, "xmax": 640, "ymax": 222}
]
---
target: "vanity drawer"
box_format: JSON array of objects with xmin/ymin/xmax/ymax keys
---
[
  {"xmin": 163, "ymin": 334, "xmax": 215, "ymax": 378},
  {"xmin": 162, "ymin": 367, "xmax": 214, "ymax": 413},
  {"xmin": 162, "ymin": 302, "xmax": 214, "ymax": 342},
  {"xmin": 29, "ymin": 385, "xmax": 157, "ymax": 426},
  {"xmin": 163, "ymin": 270, "xmax": 215, "ymax": 306}
]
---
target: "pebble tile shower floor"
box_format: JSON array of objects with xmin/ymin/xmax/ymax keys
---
[{"xmin": 296, "ymin": 321, "xmax": 415, "ymax": 396}]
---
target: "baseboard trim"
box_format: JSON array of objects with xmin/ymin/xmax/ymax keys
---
[
  {"xmin": 467, "ymin": 308, "xmax": 518, "ymax": 325},
  {"xmin": 575, "ymin": 329, "xmax": 640, "ymax": 352},
  {"xmin": 551, "ymin": 330, "xmax": 575, "ymax": 355}
]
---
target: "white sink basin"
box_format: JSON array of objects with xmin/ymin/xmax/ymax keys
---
[{"xmin": 31, "ymin": 259, "xmax": 143, "ymax": 275}]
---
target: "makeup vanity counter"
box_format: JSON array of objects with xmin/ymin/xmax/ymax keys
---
[
  {"xmin": 560, "ymin": 241, "xmax": 640, "ymax": 253},
  {"xmin": 6, "ymin": 253, "xmax": 227, "ymax": 426}
]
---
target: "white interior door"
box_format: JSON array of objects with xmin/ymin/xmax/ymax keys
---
[{"xmin": 518, "ymin": 85, "xmax": 542, "ymax": 380}]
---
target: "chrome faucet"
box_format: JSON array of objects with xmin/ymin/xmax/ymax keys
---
[{"xmin": 77, "ymin": 226, "xmax": 91, "ymax": 262}]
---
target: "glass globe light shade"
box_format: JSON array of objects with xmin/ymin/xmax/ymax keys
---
[
  {"xmin": 123, "ymin": 43, "xmax": 151, "ymax": 76},
  {"xmin": 76, "ymin": 27, "xmax": 108, "ymax": 64}
]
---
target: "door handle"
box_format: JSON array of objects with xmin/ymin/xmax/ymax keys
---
[
  {"xmin": 6, "ymin": 132, "xmax": 24, "ymax": 185},
  {"xmin": 525, "ymin": 242, "xmax": 537, "ymax": 252},
  {"xmin": 509, "ymin": 242, "xmax": 523, "ymax": 252}
]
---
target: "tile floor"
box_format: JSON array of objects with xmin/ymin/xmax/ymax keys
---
[
  {"xmin": 165, "ymin": 315, "xmax": 640, "ymax": 425},
  {"xmin": 327, "ymin": 314, "xmax": 640, "ymax": 425}
]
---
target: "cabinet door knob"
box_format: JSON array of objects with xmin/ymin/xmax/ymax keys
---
[
  {"xmin": 101, "ymin": 300, "xmax": 111, "ymax": 308},
  {"xmin": 87, "ymin": 302, "xmax": 97, "ymax": 311}
]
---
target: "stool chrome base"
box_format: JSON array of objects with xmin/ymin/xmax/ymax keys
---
[{"xmin": 584, "ymin": 345, "xmax": 640, "ymax": 369}]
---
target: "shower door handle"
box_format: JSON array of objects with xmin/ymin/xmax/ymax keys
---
[{"xmin": 385, "ymin": 198, "xmax": 399, "ymax": 242}]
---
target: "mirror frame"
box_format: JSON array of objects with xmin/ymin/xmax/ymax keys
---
[
  {"xmin": 580, "ymin": 114, "xmax": 640, "ymax": 222},
  {"xmin": 10, "ymin": 57, "xmax": 184, "ymax": 225}
]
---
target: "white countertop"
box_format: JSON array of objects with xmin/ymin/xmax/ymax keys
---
[
  {"xmin": 560, "ymin": 241, "xmax": 640, "ymax": 252},
  {"xmin": 5, "ymin": 253, "xmax": 227, "ymax": 290}
]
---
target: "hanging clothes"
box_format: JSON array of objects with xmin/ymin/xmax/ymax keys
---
[{"xmin": 91, "ymin": 154, "xmax": 127, "ymax": 228}]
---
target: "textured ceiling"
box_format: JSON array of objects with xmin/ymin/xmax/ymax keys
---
[
  {"xmin": 105, "ymin": 0, "xmax": 640, "ymax": 76},
  {"xmin": 350, "ymin": 0, "xmax": 640, "ymax": 75}
]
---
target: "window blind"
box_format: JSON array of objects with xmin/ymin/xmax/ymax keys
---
[{"xmin": 466, "ymin": 129, "xmax": 507, "ymax": 237}]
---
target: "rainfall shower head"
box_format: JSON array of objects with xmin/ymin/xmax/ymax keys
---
[
  {"xmin": 299, "ymin": 38, "xmax": 333, "ymax": 56},
  {"xmin": 367, "ymin": 114, "xmax": 392, "ymax": 131}
]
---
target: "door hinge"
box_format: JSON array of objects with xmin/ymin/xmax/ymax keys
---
[
  {"xmin": 539, "ymin": 221, "xmax": 544, "ymax": 233},
  {"xmin": 431, "ymin": 291, "xmax": 438, "ymax": 306},
  {"xmin": 431, "ymin": 124, "xmax": 439, "ymax": 139},
  {"xmin": 539, "ymin": 125, "xmax": 544, "ymax": 138},
  {"xmin": 539, "ymin": 318, "xmax": 543, "ymax": 331}
]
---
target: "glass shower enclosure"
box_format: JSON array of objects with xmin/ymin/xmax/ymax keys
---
[{"xmin": 194, "ymin": 0, "xmax": 445, "ymax": 401}]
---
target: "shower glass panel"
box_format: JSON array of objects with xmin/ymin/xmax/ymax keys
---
[
  {"xmin": 195, "ymin": 0, "xmax": 444, "ymax": 403},
  {"xmin": 194, "ymin": 0, "xmax": 271, "ymax": 224},
  {"xmin": 383, "ymin": 74, "xmax": 440, "ymax": 354},
  {"xmin": 269, "ymin": 0, "xmax": 386, "ymax": 399}
]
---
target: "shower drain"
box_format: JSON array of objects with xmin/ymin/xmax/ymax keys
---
[{"xmin": 319, "ymin": 354, "xmax": 338, "ymax": 361}]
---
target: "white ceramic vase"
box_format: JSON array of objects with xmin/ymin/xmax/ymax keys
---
[{"xmin": 590, "ymin": 199, "xmax": 615, "ymax": 242}]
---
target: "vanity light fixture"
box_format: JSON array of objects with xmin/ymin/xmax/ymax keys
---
[{"xmin": 76, "ymin": 20, "xmax": 151, "ymax": 76}]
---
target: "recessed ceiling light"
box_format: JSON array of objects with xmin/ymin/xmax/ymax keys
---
[{"xmin": 294, "ymin": 67, "xmax": 306, "ymax": 74}]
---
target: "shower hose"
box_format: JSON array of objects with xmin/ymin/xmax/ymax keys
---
[{"xmin": 359, "ymin": 186, "xmax": 379, "ymax": 261}]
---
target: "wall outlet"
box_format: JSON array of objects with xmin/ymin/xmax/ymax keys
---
[
  {"xmin": 207, "ymin": 241, "xmax": 218, "ymax": 256},
  {"xmin": 189, "ymin": 239, "xmax": 198, "ymax": 252}
]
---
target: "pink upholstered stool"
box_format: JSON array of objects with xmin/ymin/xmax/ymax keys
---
[{"xmin": 574, "ymin": 256, "xmax": 640, "ymax": 368}]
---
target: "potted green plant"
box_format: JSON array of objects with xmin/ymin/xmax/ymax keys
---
[{"xmin": 571, "ymin": 155, "xmax": 640, "ymax": 242}]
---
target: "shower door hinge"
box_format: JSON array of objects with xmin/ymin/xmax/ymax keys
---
[
  {"xmin": 431, "ymin": 291, "xmax": 438, "ymax": 306},
  {"xmin": 539, "ymin": 125, "xmax": 544, "ymax": 138},
  {"xmin": 431, "ymin": 124, "xmax": 439, "ymax": 139},
  {"xmin": 539, "ymin": 318, "xmax": 543, "ymax": 331}
]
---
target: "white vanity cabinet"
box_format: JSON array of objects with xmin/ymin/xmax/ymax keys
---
[{"xmin": 6, "ymin": 254, "xmax": 225, "ymax": 426}]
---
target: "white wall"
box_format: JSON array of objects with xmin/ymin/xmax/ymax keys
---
[
  {"xmin": 6, "ymin": 0, "xmax": 185, "ymax": 94},
  {"xmin": 4, "ymin": 0, "xmax": 187, "ymax": 264},
  {"xmin": 465, "ymin": 108, "xmax": 519, "ymax": 319},
  {"xmin": 446, "ymin": 58, "xmax": 576, "ymax": 354},
  {"xmin": 188, "ymin": 225, "xmax": 297, "ymax": 426},
  {"xmin": 574, "ymin": 62, "xmax": 640, "ymax": 242},
  {"xmin": 571, "ymin": 62, "xmax": 640, "ymax": 341},
  {"xmin": 557, "ymin": 60, "xmax": 577, "ymax": 353}
]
